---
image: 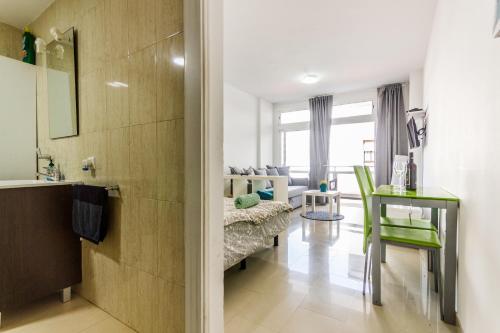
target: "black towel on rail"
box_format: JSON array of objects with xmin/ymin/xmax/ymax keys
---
[{"xmin": 72, "ymin": 185, "xmax": 108, "ymax": 244}]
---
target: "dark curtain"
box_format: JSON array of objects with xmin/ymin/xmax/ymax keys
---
[
  {"xmin": 375, "ymin": 83, "xmax": 408, "ymax": 186},
  {"xmin": 309, "ymin": 95, "xmax": 333, "ymax": 199}
]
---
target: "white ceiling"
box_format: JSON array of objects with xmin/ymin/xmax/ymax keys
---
[
  {"xmin": 224, "ymin": 0, "xmax": 437, "ymax": 103},
  {"xmin": 0, "ymin": 0, "xmax": 54, "ymax": 29}
]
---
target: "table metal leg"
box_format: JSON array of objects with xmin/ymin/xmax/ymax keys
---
[
  {"xmin": 302, "ymin": 194, "xmax": 307, "ymax": 215},
  {"xmin": 428, "ymin": 208, "xmax": 439, "ymax": 272},
  {"xmin": 336, "ymin": 195, "xmax": 341, "ymax": 214},
  {"xmin": 442, "ymin": 201, "xmax": 458, "ymax": 324},
  {"xmin": 312, "ymin": 195, "xmax": 316, "ymax": 212},
  {"xmin": 329, "ymin": 198, "xmax": 334, "ymax": 216},
  {"xmin": 371, "ymin": 195, "xmax": 382, "ymax": 305}
]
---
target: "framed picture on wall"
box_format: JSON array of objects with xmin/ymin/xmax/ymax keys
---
[{"xmin": 495, "ymin": 0, "xmax": 500, "ymax": 38}]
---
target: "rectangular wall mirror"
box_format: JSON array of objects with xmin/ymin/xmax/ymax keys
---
[{"xmin": 46, "ymin": 27, "xmax": 78, "ymax": 139}]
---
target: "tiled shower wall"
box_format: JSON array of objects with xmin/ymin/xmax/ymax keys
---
[
  {"xmin": 30, "ymin": 0, "xmax": 185, "ymax": 331},
  {"xmin": 0, "ymin": 21, "xmax": 22, "ymax": 60}
]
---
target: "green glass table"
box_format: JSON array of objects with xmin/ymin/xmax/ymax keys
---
[{"xmin": 371, "ymin": 185, "xmax": 459, "ymax": 324}]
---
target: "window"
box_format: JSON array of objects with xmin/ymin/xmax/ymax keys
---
[
  {"xmin": 278, "ymin": 98, "xmax": 376, "ymax": 196},
  {"xmin": 282, "ymin": 130, "xmax": 309, "ymax": 177},
  {"xmin": 330, "ymin": 122, "xmax": 375, "ymax": 195},
  {"xmin": 280, "ymin": 110, "xmax": 310, "ymax": 124},
  {"xmin": 332, "ymin": 101, "xmax": 373, "ymax": 119}
]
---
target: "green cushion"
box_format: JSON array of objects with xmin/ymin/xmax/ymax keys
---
[
  {"xmin": 381, "ymin": 217, "xmax": 437, "ymax": 231},
  {"xmin": 234, "ymin": 193, "xmax": 261, "ymax": 209},
  {"xmin": 379, "ymin": 226, "xmax": 441, "ymax": 249}
]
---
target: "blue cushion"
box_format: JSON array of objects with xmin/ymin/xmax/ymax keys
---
[{"xmin": 257, "ymin": 189, "xmax": 274, "ymax": 200}]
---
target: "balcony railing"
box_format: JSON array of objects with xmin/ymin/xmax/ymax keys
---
[{"xmin": 288, "ymin": 165, "xmax": 375, "ymax": 198}]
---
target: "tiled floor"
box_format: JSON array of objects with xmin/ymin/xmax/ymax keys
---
[
  {"xmin": 224, "ymin": 200, "xmax": 458, "ymax": 333},
  {"xmin": 0, "ymin": 295, "xmax": 134, "ymax": 333}
]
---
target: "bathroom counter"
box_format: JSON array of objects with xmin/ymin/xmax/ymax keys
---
[{"xmin": 0, "ymin": 180, "xmax": 80, "ymax": 189}]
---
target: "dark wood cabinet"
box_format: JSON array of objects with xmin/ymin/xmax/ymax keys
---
[{"xmin": 0, "ymin": 185, "xmax": 81, "ymax": 311}]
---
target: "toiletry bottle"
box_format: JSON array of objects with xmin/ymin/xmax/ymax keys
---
[{"xmin": 406, "ymin": 152, "xmax": 417, "ymax": 191}]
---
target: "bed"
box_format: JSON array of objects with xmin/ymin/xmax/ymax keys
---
[{"xmin": 224, "ymin": 197, "xmax": 292, "ymax": 270}]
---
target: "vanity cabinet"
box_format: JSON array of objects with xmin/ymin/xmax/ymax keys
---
[{"xmin": 0, "ymin": 184, "xmax": 81, "ymax": 311}]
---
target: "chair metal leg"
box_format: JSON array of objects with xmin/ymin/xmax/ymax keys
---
[
  {"xmin": 363, "ymin": 248, "xmax": 369, "ymax": 295},
  {"xmin": 433, "ymin": 249, "xmax": 440, "ymax": 294},
  {"xmin": 368, "ymin": 246, "xmax": 372, "ymax": 282},
  {"xmin": 381, "ymin": 243, "xmax": 386, "ymax": 263},
  {"xmin": 363, "ymin": 243, "xmax": 371, "ymax": 295}
]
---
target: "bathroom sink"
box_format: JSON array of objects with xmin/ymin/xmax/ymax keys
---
[{"xmin": 0, "ymin": 180, "xmax": 79, "ymax": 189}]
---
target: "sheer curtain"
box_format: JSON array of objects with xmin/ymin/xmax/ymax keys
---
[
  {"xmin": 375, "ymin": 83, "xmax": 408, "ymax": 186},
  {"xmin": 309, "ymin": 95, "xmax": 333, "ymax": 199}
]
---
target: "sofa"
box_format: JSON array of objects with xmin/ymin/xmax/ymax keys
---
[{"xmin": 225, "ymin": 165, "xmax": 309, "ymax": 209}]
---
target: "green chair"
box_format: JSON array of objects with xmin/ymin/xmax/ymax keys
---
[
  {"xmin": 363, "ymin": 165, "xmax": 436, "ymax": 232},
  {"xmin": 353, "ymin": 166, "xmax": 442, "ymax": 295}
]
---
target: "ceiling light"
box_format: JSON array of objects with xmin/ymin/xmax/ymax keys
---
[
  {"xmin": 301, "ymin": 74, "xmax": 319, "ymax": 84},
  {"xmin": 173, "ymin": 57, "xmax": 185, "ymax": 66}
]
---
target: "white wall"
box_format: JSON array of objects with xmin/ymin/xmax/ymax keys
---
[
  {"xmin": 258, "ymin": 99, "xmax": 273, "ymax": 167},
  {"xmin": 0, "ymin": 55, "xmax": 37, "ymax": 180},
  {"xmin": 409, "ymin": 69, "xmax": 424, "ymax": 186},
  {"xmin": 423, "ymin": 0, "xmax": 500, "ymax": 331},
  {"xmin": 224, "ymin": 83, "xmax": 273, "ymax": 167}
]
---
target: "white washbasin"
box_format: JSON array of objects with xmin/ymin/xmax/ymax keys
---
[{"xmin": 0, "ymin": 180, "xmax": 79, "ymax": 189}]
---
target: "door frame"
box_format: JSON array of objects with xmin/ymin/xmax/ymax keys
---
[{"xmin": 184, "ymin": 0, "xmax": 224, "ymax": 332}]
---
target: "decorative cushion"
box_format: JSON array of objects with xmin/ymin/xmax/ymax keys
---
[
  {"xmin": 265, "ymin": 167, "xmax": 279, "ymax": 188},
  {"xmin": 267, "ymin": 165, "xmax": 293, "ymax": 186},
  {"xmin": 243, "ymin": 167, "xmax": 255, "ymax": 175},
  {"xmin": 255, "ymin": 168, "xmax": 272, "ymax": 188},
  {"xmin": 229, "ymin": 166, "xmax": 244, "ymax": 175}
]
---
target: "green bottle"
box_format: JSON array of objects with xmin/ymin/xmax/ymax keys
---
[{"xmin": 22, "ymin": 27, "xmax": 36, "ymax": 65}]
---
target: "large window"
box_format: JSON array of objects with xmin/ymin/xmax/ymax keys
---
[
  {"xmin": 279, "ymin": 99, "xmax": 375, "ymax": 196},
  {"xmin": 281, "ymin": 130, "xmax": 309, "ymax": 178}
]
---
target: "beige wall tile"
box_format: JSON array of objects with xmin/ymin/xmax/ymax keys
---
[
  {"xmin": 157, "ymin": 119, "xmax": 184, "ymax": 202},
  {"xmin": 128, "ymin": 270, "xmax": 160, "ymax": 333},
  {"xmin": 104, "ymin": 0, "xmax": 129, "ymax": 60},
  {"xmin": 130, "ymin": 123, "xmax": 158, "ymax": 198},
  {"xmin": 55, "ymin": 0, "xmax": 78, "ymax": 32},
  {"xmin": 129, "ymin": 45, "xmax": 157, "ymax": 125},
  {"xmin": 32, "ymin": 0, "xmax": 185, "ymax": 331},
  {"xmin": 82, "ymin": 68, "xmax": 107, "ymax": 133},
  {"xmin": 128, "ymin": 0, "xmax": 156, "ymax": 53},
  {"xmin": 158, "ymin": 201, "xmax": 184, "ymax": 285},
  {"xmin": 156, "ymin": 0, "xmax": 183, "ymax": 41},
  {"xmin": 105, "ymin": 57, "xmax": 130, "ymax": 128},
  {"xmin": 158, "ymin": 279, "xmax": 185, "ymax": 333},
  {"xmin": 79, "ymin": 1, "xmax": 105, "ymax": 75},
  {"xmin": 156, "ymin": 33, "xmax": 184, "ymax": 121},
  {"xmin": 108, "ymin": 127, "xmax": 131, "ymax": 197},
  {"xmin": 123, "ymin": 197, "xmax": 158, "ymax": 275},
  {"xmin": 0, "ymin": 22, "xmax": 22, "ymax": 61}
]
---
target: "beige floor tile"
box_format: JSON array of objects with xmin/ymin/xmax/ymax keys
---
[
  {"xmin": 225, "ymin": 316, "xmax": 278, "ymax": 333},
  {"xmin": 0, "ymin": 295, "xmax": 109, "ymax": 333},
  {"xmin": 80, "ymin": 318, "xmax": 135, "ymax": 333},
  {"xmin": 279, "ymin": 308, "xmax": 345, "ymax": 333},
  {"xmin": 225, "ymin": 203, "xmax": 458, "ymax": 333}
]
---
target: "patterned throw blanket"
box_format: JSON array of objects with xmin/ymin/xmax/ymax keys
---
[{"xmin": 224, "ymin": 197, "xmax": 292, "ymax": 226}]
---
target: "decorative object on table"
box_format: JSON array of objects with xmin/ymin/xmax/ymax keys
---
[
  {"xmin": 405, "ymin": 152, "xmax": 417, "ymax": 191},
  {"xmin": 392, "ymin": 155, "xmax": 407, "ymax": 192},
  {"xmin": 234, "ymin": 193, "xmax": 260, "ymax": 209},
  {"xmin": 319, "ymin": 179, "xmax": 328, "ymax": 192},
  {"xmin": 494, "ymin": 0, "xmax": 500, "ymax": 38},
  {"xmin": 300, "ymin": 211, "xmax": 344, "ymax": 221}
]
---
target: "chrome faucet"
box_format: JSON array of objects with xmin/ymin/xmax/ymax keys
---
[
  {"xmin": 36, "ymin": 148, "xmax": 52, "ymax": 161},
  {"xmin": 36, "ymin": 148, "xmax": 61, "ymax": 181}
]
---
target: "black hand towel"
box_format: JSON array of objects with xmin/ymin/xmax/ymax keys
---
[{"xmin": 72, "ymin": 185, "xmax": 108, "ymax": 244}]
